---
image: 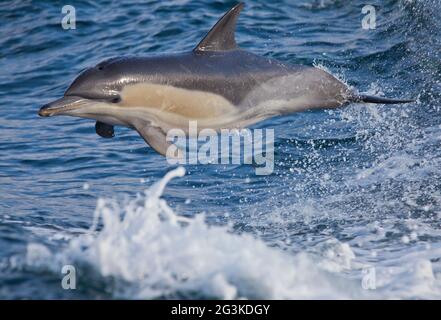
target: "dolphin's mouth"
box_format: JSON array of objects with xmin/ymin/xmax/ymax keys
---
[{"xmin": 39, "ymin": 96, "xmax": 92, "ymax": 117}]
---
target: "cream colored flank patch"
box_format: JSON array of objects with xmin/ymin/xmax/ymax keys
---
[{"xmin": 119, "ymin": 83, "xmax": 238, "ymax": 119}]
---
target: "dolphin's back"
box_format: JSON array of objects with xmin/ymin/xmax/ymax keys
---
[{"xmin": 105, "ymin": 50, "xmax": 307, "ymax": 106}]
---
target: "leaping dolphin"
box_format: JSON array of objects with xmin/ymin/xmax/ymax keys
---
[{"xmin": 39, "ymin": 3, "xmax": 413, "ymax": 157}]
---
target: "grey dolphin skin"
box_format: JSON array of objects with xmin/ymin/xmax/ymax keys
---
[{"xmin": 39, "ymin": 3, "xmax": 413, "ymax": 157}]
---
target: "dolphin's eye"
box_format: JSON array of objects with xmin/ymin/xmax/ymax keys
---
[
  {"xmin": 97, "ymin": 66, "xmax": 104, "ymax": 71},
  {"xmin": 111, "ymin": 97, "xmax": 121, "ymax": 103}
]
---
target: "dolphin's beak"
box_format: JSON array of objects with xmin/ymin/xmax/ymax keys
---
[{"xmin": 39, "ymin": 96, "xmax": 88, "ymax": 117}]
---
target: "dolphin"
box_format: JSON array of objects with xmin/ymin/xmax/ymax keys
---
[{"xmin": 39, "ymin": 2, "xmax": 413, "ymax": 157}]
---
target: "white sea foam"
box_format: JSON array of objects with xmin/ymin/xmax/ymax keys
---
[
  {"xmin": 24, "ymin": 162, "xmax": 441, "ymax": 299},
  {"xmin": 25, "ymin": 167, "xmax": 363, "ymax": 299}
]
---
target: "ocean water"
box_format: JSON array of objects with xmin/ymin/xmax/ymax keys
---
[{"xmin": 1, "ymin": 0, "xmax": 441, "ymax": 299}]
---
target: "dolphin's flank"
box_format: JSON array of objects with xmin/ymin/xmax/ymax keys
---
[{"xmin": 39, "ymin": 2, "xmax": 414, "ymax": 157}]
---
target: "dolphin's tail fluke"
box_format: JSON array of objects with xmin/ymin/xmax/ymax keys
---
[{"xmin": 352, "ymin": 95, "xmax": 415, "ymax": 104}]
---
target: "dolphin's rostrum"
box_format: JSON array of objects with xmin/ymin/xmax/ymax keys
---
[{"xmin": 39, "ymin": 3, "xmax": 413, "ymax": 157}]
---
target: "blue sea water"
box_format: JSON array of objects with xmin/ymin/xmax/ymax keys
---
[{"xmin": 1, "ymin": 0, "xmax": 441, "ymax": 299}]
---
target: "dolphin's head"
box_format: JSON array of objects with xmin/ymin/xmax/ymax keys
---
[{"xmin": 38, "ymin": 58, "xmax": 129, "ymax": 118}]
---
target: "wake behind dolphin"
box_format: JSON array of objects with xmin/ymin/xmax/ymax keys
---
[{"xmin": 39, "ymin": 3, "xmax": 413, "ymax": 157}]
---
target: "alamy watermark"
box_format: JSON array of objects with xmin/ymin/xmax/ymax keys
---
[
  {"xmin": 361, "ymin": 266, "xmax": 376, "ymax": 290},
  {"xmin": 362, "ymin": 5, "xmax": 376, "ymax": 30},
  {"xmin": 61, "ymin": 4, "xmax": 378, "ymax": 31},
  {"xmin": 165, "ymin": 121, "xmax": 274, "ymax": 175},
  {"xmin": 61, "ymin": 5, "xmax": 76, "ymax": 30},
  {"xmin": 61, "ymin": 264, "xmax": 76, "ymax": 290}
]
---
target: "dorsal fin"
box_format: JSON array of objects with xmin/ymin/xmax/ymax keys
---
[{"xmin": 194, "ymin": 3, "xmax": 244, "ymax": 52}]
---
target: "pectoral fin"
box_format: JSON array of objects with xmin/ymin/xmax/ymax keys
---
[
  {"xmin": 133, "ymin": 122, "xmax": 182, "ymax": 158},
  {"xmin": 95, "ymin": 121, "xmax": 114, "ymax": 138}
]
